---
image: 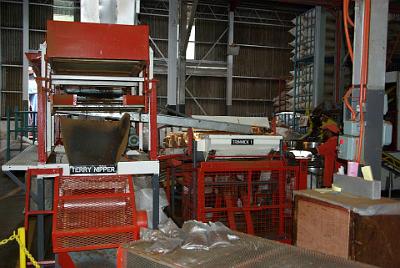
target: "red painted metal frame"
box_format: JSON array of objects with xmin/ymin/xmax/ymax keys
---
[
  {"xmin": 191, "ymin": 159, "xmax": 307, "ymax": 243},
  {"xmin": 52, "ymin": 94, "xmax": 77, "ymax": 106},
  {"xmin": 31, "ymin": 21, "xmax": 157, "ymax": 164},
  {"xmin": 122, "ymin": 95, "xmax": 145, "ymax": 106},
  {"xmin": 46, "ymin": 21, "xmax": 149, "ymax": 62},
  {"xmin": 52, "ymin": 175, "xmax": 145, "ymax": 253},
  {"xmin": 116, "ymin": 246, "xmax": 125, "ymax": 268},
  {"xmin": 25, "ymin": 52, "xmax": 42, "ymax": 76},
  {"xmin": 24, "ymin": 168, "xmax": 63, "ymax": 233},
  {"xmin": 57, "ymin": 253, "xmax": 76, "ymax": 268},
  {"xmin": 187, "ymin": 128, "xmax": 194, "ymax": 155},
  {"xmin": 149, "ymin": 80, "xmax": 158, "ymax": 160},
  {"xmin": 164, "ymin": 160, "xmax": 192, "ymax": 203},
  {"xmin": 23, "ymin": 20, "xmax": 157, "ymax": 261},
  {"xmin": 36, "ymin": 77, "xmax": 48, "ymax": 163}
]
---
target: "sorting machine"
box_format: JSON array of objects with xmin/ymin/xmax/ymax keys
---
[
  {"xmin": 162, "ymin": 123, "xmax": 308, "ymax": 244},
  {"xmin": 3, "ymin": 20, "xmax": 160, "ymax": 265}
]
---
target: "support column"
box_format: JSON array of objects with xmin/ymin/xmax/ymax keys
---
[
  {"xmin": 0, "ymin": 12, "xmax": 2, "ymax": 116},
  {"xmin": 152, "ymin": 174, "xmax": 160, "ymax": 229},
  {"xmin": 22, "ymin": 0, "xmax": 29, "ymax": 108},
  {"xmin": 167, "ymin": 0, "xmax": 178, "ymax": 113},
  {"xmin": 226, "ymin": 11, "xmax": 234, "ymax": 115},
  {"xmin": 363, "ymin": 0, "xmax": 389, "ymax": 180},
  {"xmin": 350, "ymin": 0, "xmax": 389, "ymax": 180},
  {"xmin": 177, "ymin": 1, "xmax": 187, "ymax": 114},
  {"xmin": 397, "ymin": 72, "xmax": 400, "ymax": 151},
  {"xmin": 313, "ymin": 6, "xmax": 326, "ymax": 108}
]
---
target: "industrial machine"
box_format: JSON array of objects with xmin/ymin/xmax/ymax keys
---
[
  {"xmin": 2, "ymin": 19, "xmax": 160, "ymax": 266},
  {"xmin": 161, "ymin": 123, "xmax": 308, "ymax": 244}
]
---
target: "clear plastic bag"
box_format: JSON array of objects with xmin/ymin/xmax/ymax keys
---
[
  {"xmin": 208, "ymin": 222, "xmax": 239, "ymax": 248},
  {"xmin": 158, "ymin": 218, "xmax": 185, "ymax": 240},
  {"xmin": 146, "ymin": 238, "xmax": 183, "ymax": 254},
  {"xmin": 181, "ymin": 221, "xmax": 210, "ymax": 250},
  {"xmin": 144, "ymin": 220, "xmax": 240, "ymax": 254},
  {"xmin": 140, "ymin": 227, "xmax": 166, "ymax": 242}
]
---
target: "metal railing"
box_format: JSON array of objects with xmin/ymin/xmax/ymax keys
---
[{"xmin": 5, "ymin": 108, "xmax": 37, "ymax": 161}]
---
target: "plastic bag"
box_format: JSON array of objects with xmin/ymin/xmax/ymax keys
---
[
  {"xmin": 140, "ymin": 227, "xmax": 166, "ymax": 242},
  {"xmin": 181, "ymin": 221, "xmax": 210, "ymax": 250},
  {"xmin": 143, "ymin": 220, "xmax": 240, "ymax": 254},
  {"xmin": 146, "ymin": 238, "xmax": 183, "ymax": 254},
  {"xmin": 158, "ymin": 218, "xmax": 185, "ymax": 240},
  {"xmin": 208, "ymin": 222, "xmax": 239, "ymax": 248}
]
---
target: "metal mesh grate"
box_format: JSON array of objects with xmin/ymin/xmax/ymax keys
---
[
  {"xmin": 53, "ymin": 175, "xmax": 139, "ymax": 253},
  {"xmin": 120, "ymin": 232, "xmax": 373, "ymax": 268},
  {"xmin": 55, "ymin": 231, "xmax": 136, "ymax": 251},
  {"xmin": 56, "ymin": 196, "xmax": 135, "ymax": 230},
  {"xmin": 58, "ymin": 175, "xmax": 131, "ymax": 196},
  {"xmin": 181, "ymin": 161, "xmax": 304, "ymax": 243}
]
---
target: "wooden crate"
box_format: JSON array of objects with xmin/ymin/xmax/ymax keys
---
[{"xmin": 294, "ymin": 190, "xmax": 400, "ymax": 268}]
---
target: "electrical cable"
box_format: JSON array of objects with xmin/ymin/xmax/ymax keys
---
[
  {"xmin": 356, "ymin": 0, "xmax": 371, "ymax": 163},
  {"xmin": 343, "ymin": 0, "xmax": 354, "ymax": 62}
]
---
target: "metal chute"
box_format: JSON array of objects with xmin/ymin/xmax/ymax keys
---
[{"xmin": 61, "ymin": 113, "xmax": 130, "ymax": 165}]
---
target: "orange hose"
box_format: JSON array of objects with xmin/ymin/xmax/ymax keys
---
[
  {"xmin": 343, "ymin": 0, "xmax": 354, "ymax": 62},
  {"xmin": 357, "ymin": 0, "xmax": 371, "ymax": 163},
  {"xmin": 346, "ymin": 0, "xmax": 355, "ymax": 27},
  {"xmin": 343, "ymin": 86, "xmax": 356, "ymax": 120}
]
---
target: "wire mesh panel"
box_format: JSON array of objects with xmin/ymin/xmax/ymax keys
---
[
  {"xmin": 53, "ymin": 175, "xmax": 140, "ymax": 253},
  {"xmin": 118, "ymin": 232, "xmax": 373, "ymax": 268},
  {"xmin": 182, "ymin": 160, "xmax": 306, "ymax": 243}
]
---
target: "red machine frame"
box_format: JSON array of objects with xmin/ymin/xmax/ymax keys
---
[
  {"xmin": 34, "ymin": 20, "xmax": 158, "ymax": 164},
  {"xmin": 24, "ymin": 20, "xmax": 160, "ymax": 264},
  {"xmin": 163, "ymin": 153, "xmax": 308, "ymax": 244},
  {"xmin": 52, "ymin": 174, "xmax": 147, "ymax": 253}
]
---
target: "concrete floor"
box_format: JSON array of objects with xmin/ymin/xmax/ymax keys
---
[{"xmin": 0, "ymin": 120, "xmax": 26, "ymax": 268}]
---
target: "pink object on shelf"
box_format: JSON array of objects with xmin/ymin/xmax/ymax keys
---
[{"xmin": 347, "ymin": 161, "xmax": 359, "ymax": 177}]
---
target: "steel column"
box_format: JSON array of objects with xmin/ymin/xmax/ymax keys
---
[
  {"xmin": 226, "ymin": 11, "xmax": 234, "ymax": 115},
  {"xmin": 37, "ymin": 177, "xmax": 45, "ymax": 261},
  {"xmin": 167, "ymin": 0, "xmax": 178, "ymax": 108},
  {"xmin": 0, "ymin": 15, "xmax": 2, "ymax": 116},
  {"xmin": 152, "ymin": 174, "xmax": 159, "ymax": 229},
  {"xmin": 183, "ymin": 0, "xmax": 198, "ymax": 53},
  {"xmin": 22, "ymin": 0, "xmax": 29, "ymax": 104},
  {"xmin": 177, "ymin": 0, "xmax": 187, "ymax": 113},
  {"xmin": 364, "ymin": 0, "xmax": 388, "ymax": 180},
  {"xmin": 312, "ymin": 6, "xmax": 326, "ymax": 108},
  {"xmin": 397, "ymin": 72, "xmax": 400, "ymax": 151},
  {"xmin": 351, "ymin": 0, "xmax": 389, "ymax": 179}
]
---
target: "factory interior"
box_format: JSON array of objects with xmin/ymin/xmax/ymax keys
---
[{"xmin": 1, "ymin": 0, "xmax": 400, "ymax": 267}]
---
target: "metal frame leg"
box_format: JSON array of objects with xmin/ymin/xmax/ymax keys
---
[
  {"xmin": 152, "ymin": 175, "xmax": 159, "ymax": 229},
  {"xmin": 37, "ymin": 177, "xmax": 45, "ymax": 261},
  {"xmin": 6, "ymin": 109, "xmax": 11, "ymax": 161},
  {"xmin": 171, "ymin": 167, "xmax": 176, "ymax": 219}
]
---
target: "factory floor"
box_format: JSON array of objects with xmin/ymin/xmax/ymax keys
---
[{"xmin": 0, "ymin": 120, "xmax": 26, "ymax": 268}]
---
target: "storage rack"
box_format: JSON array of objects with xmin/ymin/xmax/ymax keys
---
[
  {"xmin": 281, "ymin": 7, "xmax": 337, "ymax": 132},
  {"xmin": 293, "ymin": 8, "xmax": 316, "ymax": 131}
]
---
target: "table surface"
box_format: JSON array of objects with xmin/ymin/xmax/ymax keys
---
[{"xmin": 294, "ymin": 189, "xmax": 400, "ymax": 216}]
